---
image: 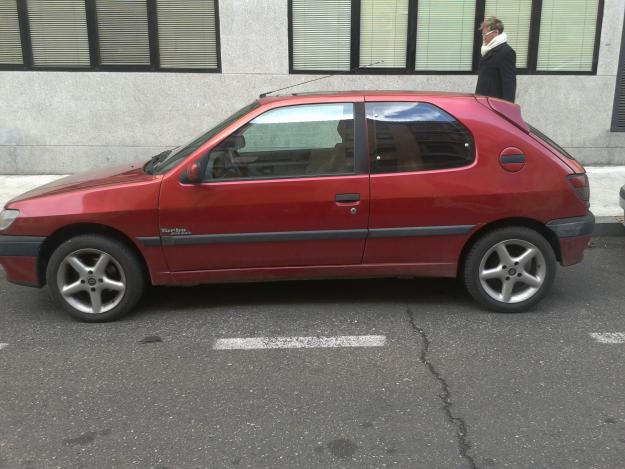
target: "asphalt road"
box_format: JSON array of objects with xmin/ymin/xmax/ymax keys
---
[{"xmin": 1, "ymin": 237, "xmax": 624, "ymax": 469}]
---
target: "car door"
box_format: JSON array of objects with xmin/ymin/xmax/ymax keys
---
[
  {"xmin": 159, "ymin": 101, "xmax": 370, "ymax": 272},
  {"xmin": 363, "ymin": 99, "xmax": 478, "ymax": 269}
]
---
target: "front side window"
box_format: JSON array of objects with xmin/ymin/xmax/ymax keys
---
[
  {"xmin": 204, "ymin": 103, "xmax": 355, "ymax": 181},
  {"xmin": 367, "ymin": 102, "xmax": 474, "ymax": 173}
]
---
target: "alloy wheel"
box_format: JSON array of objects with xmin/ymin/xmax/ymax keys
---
[
  {"xmin": 478, "ymin": 239, "xmax": 546, "ymax": 304},
  {"xmin": 56, "ymin": 248, "xmax": 126, "ymax": 314}
]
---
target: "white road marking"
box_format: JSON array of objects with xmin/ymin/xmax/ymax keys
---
[
  {"xmin": 589, "ymin": 333, "xmax": 625, "ymax": 344},
  {"xmin": 0, "ymin": 343, "xmax": 8, "ymax": 351},
  {"xmin": 213, "ymin": 335, "xmax": 387, "ymax": 350}
]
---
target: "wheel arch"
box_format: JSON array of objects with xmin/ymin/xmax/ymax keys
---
[
  {"xmin": 457, "ymin": 218, "xmax": 561, "ymax": 277},
  {"xmin": 37, "ymin": 223, "xmax": 149, "ymax": 287}
]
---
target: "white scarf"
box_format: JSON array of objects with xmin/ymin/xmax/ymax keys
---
[{"xmin": 481, "ymin": 32, "xmax": 508, "ymax": 57}]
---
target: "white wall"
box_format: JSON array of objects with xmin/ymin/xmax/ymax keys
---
[{"xmin": 0, "ymin": 0, "xmax": 622, "ymax": 174}]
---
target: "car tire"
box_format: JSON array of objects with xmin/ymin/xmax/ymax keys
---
[
  {"xmin": 463, "ymin": 226, "xmax": 556, "ymax": 313},
  {"xmin": 46, "ymin": 234, "xmax": 146, "ymax": 322}
]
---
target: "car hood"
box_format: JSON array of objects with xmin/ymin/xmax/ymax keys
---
[{"xmin": 8, "ymin": 163, "xmax": 160, "ymax": 204}]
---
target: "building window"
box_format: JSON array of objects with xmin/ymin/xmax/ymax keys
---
[
  {"xmin": 485, "ymin": 0, "xmax": 532, "ymax": 69},
  {"xmin": 537, "ymin": 0, "xmax": 600, "ymax": 72},
  {"xmin": 28, "ymin": 0, "xmax": 90, "ymax": 67},
  {"xmin": 96, "ymin": 0, "xmax": 150, "ymax": 66},
  {"xmin": 360, "ymin": 0, "xmax": 408, "ymax": 69},
  {"xmin": 415, "ymin": 0, "xmax": 476, "ymax": 71},
  {"xmin": 0, "ymin": 0, "xmax": 23, "ymax": 65},
  {"xmin": 289, "ymin": 0, "xmax": 604, "ymax": 74},
  {"xmin": 611, "ymin": 9, "xmax": 625, "ymax": 132},
  {"xmin": 291, "ymin": 0, "xmax": 351, "ymax": 71},
  {"xmin": 0, "ymin": 0, "xmax": 220, "ymax": 72},
  {"xmin": 157, "ymin": 0, "xmax": 219, "ymax": 70}
]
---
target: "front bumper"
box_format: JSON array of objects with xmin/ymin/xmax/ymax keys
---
[
  {"xmin": 0, "ymin": 235, "xmax": 45, "ymax": 287},
  {"xmin": 546, "ymin": 212, "xmax": 594, "ymax": 266}
]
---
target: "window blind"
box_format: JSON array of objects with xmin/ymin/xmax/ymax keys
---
[
  {"xmin": 485, "ymin": 0, "xmax": 532, "ymax": 68},
  {"xmin": 156, "ymin": 0, "xmax": 218, "ymax": 69},
  {"xmin": 611, "ymin": 19, "xmax": 625, "ymax": 131},
  {"xmin": 292, "ymin": 0, "xmax": 351, "ymax": 71},
  {"xmin": 0, "ymin": 0, "xmax": 22, "ymax": 65},
  {"xmin": 96, "ymin": 0, "xmax": 150, "ymax": 66},
  {"xmin": 415, "ymin": 0, "xmax": 475, "ymax": 71},
  {"xmin": 537, "ymin": 0, "xmax": 599, "ymax": 71},
  {"xmin": 27, "ymin": 0, "xmax": 90, "ymax": 67},
  {"xmin": 360, "ymin": 0, "xmax": 408, "ymax": 68}
]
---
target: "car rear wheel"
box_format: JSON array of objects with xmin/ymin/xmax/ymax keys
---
[
  {"xmin": 463, "ymin": 227, "xmax": 556, "ymax": 313},
  {"xmin": 46, "ymin": 235, "xmax": 145, "ymax": 322}
]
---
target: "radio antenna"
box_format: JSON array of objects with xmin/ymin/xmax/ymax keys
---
[{"xmin": 259, "ymin": 60, "xmax": 385, "ymax": 98}]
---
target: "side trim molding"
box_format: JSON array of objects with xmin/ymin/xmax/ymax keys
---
[
  {"xmin": 138, "ymin": 224, "xmax": 476, "ymax": 247},
  {"xmin": 161, "ymin": 229, "xmax": 369, "ymax": 246},
  {"xmin": 0, "ymin": 236, "xmax": 45, "ymax": 257},
  {"xmin": 369, "ymin": 225, "xmax": 475, "ymax": 238},
  {"xmin": 136, "ymin": 236, "xmax": 162, "ymax": 247}
]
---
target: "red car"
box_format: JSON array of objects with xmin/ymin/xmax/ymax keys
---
[{"xmin": 0, "ymin": 91, "xmax": 593, "ymax": 321}]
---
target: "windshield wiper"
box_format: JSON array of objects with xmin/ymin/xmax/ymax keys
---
[{"xmin": 144, "ymin": 149, "xmax": 174, "ymax": 174}]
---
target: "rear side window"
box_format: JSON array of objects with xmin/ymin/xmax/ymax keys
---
[{"xmin": 366, "ymin": 102, "xmax": 474, "ymax": 173}]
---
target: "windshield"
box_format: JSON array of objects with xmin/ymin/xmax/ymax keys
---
[
  {"xmin": 528, "ymin": 124, "xmax": 576, "ymax": 160},
  {"xmin": 150, "ymin": 101, "xmax": 260, "ymax": 174}
]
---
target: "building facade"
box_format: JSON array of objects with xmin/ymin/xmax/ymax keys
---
[{"xmin": 0, "ymin": 0, "xmax": 623, "ymax": 174}]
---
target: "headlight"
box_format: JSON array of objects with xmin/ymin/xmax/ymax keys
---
[{"xmin": 0, "ymin": 209, "xmax": 19, "ymax": 230}]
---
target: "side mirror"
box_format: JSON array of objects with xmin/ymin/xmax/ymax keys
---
[{"xmin": 185, "ymin": 162, "xmax": 202, "ymax": 183}]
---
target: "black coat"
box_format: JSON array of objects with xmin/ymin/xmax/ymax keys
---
[{"xmin": 475, "ymin": 42, "xmax": 517, "ymax": 103}]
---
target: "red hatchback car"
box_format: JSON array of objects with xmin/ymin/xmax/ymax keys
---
[{"xmin": 0, "ymin": 91, "xmax": 593, "ymax": 321}]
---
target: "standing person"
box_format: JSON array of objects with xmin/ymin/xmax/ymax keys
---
[{"xmin": 475, "ymin": 17, "xmax": 517, "ymax": 103}]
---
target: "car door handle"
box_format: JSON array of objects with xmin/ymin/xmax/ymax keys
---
[{"xmin": 335, "ymin": 193, "xmax": 360, "ymax": 203}]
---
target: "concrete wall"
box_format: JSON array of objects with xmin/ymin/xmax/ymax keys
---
[{"xmin": 0, "ymin": 0, "xmax": 623, "ymax": 174}]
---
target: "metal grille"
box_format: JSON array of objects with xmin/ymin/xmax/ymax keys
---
[
  {"xmin": 0, "ymin": 0, "xmax": 22, "ymax": 64},
  {"xmin": 28, "ymin": 0, "xmax": 90, "ymax": 67},
  {"xmin": 96, "ymin": 0, "xmax": 150, "ymax": 66},
  {"xmin": 156, "ymin": 0, "xmax": 218, "ymax": 69}
]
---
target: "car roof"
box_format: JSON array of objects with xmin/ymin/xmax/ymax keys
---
[{"xmin": 257, "ymin": 90, "xmax": 475, "ymax": 104}]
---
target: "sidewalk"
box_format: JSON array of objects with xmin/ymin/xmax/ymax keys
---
[{"xmin": 1, "ymin": 167, "xmax": 623, "ymax": 230}]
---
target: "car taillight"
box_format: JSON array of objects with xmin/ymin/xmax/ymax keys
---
[{"xmin": 567, "ymin": 174, "xmax": 590, "ymax": 206}]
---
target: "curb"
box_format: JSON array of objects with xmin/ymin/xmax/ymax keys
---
[{"xmin": 593, "ymin": 216, "xmax": 625, "ymax": 237}]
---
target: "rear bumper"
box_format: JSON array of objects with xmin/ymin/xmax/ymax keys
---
[
  {"xmin": 546, "ymin": 213, "xmax": 595, "ymax": 238},
  {"xmin": 0, "ymin": 235, "xmax": 45, "ymax": 287},
  {"xmin": 546, "ymin": 213, "xmax": 594, "ymax": 266}
]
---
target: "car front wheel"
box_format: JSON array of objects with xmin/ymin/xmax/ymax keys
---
[
  {"xmin": 46, "ymin": 235, "xmax": 145, "ymax": 322},
  {"xmin": 463, "ymin": 227, "xmax": 556, "ymax": 313}
]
